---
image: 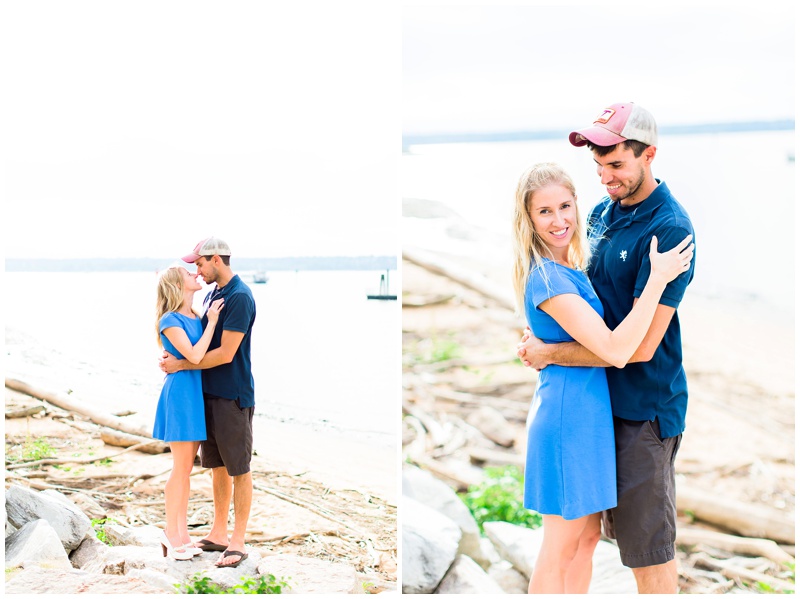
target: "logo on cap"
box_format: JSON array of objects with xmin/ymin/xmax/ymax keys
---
[{"xmin": 594, "ymin": 109, "xmax": 616, "ymax": 124}]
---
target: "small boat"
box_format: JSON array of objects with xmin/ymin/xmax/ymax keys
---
[
  {"xmin": 367, "ymin": 270, "xmax": 396, "ymax": 300},
  {"xmin": 253, "ymin": 272, "xmax": 269, "ymax": 284}
]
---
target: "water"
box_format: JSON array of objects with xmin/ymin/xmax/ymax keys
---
[
  {"xmin": 403, "ymin": 130, "xmax": 795, "ymax": 311},
  {"xmin": 4, "ymin": 269, "xmax": 399, "ymax": 447}
]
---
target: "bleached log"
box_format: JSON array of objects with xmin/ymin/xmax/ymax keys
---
[
  {"xmin": 693, "ymin": 554, "xmax": 794, "ymax": 592},
  {"xmin": 5, "ymin": 405, "xmax": 45, "ymax": 418},
  {"xmin": 465, "ymin": 406, "xmax": 516, "ymax": 448},
  {"xmin": 468, "ymin": 446, "xmax": 526, "ymax": 469},
  {"xmin": 403, "ymin": 248, "xmax": 516, "ymax": 311},
  {"xmin": 100, "ymin": 428, "xmax": 168, "ymax": 454},
  {"xmin": 678, "ymin": 486, "xmax": 794, "ymax": 545},
  {"xmin": 677, "ymin": 528, "xmax": 794, "ymax": 565},
  {"xmin": 6, "ymin": 378, "xmax": 153, "ymax": 439}
]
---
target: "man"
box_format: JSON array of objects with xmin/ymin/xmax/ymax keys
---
[
  {"xmin": 161, "ymin": 236, "xmax": 257, "ymax": 568},
  {"xmin": 518, "ymin": 103, "xmax": 696, "ymax": 594}
]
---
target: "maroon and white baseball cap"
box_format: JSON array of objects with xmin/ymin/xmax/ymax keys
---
[
  {"xmin": 182, "ymin": 237, "xmax": 232, "ymax": 263},
  {"xmin": 569, "ymin": 102, "xmax": 658, "ymax": 148}
]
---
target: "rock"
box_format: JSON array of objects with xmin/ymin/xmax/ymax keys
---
[
  {"xmin": 435, "ymin": 554, "xmax": 506, "ymax": 594},
  {"xmin": 257, "ymin": 555, "xmax": 361, "ymax": 594},
  {"xmin": 403, "ymin": 465, "xmax": 488, "ymax": 567},
  {"xmin": 102, "ymin": 523, "xmax": 163, "ymax": 547},
  {"xmin": 5, "ymin": 485, "xmax": 91, "ymax": 551},
  {"xmin": 64, "ymin": 492, "xmax": 107, "ymax": 521},
  {"xmin": 4, "ymin": 565, "xmax": 165, "ymax": 594},
  {"xmin": 487, "ymin": 560, "xmax": 529, "ymax": 593},
  {"xmin": 465, "ymin": 406, "xmax": 516, "ymax": 448},
  {"xmin": 402, "ymin": 497, "xmax": 462, "ymax": 594},
  {"xmin": 5, "ymin": 519, "xmax": 73, "ymax": 570},
  {"xmin": 79, "ymin": 542, "xmax": 262, "ymax": 584},
  {"xmin": 483, "ymin": 521, "xmax": 542, "ymax": 578},
  {"xmin": 70, "ymin": 533, "xmax": 110, "ymax": 569}
]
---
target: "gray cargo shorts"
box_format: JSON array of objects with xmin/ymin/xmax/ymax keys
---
[{"xmin": 602, "ymin": 417, "xmax": 682, "ymax": 568}]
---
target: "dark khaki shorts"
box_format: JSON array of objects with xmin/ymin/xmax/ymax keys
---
[
  {"xmin": 602, "ymin": 417, "xmax": 682, "ymax": 568},
  {"xmin": 200, "ymin": 395, "xmax": 254, "ymax": 477}
]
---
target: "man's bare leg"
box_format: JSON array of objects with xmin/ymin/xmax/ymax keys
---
[
  {"xmin": 633, "ymin": 560, "xmax": 678, "ymax": 594},
  {"xmin": 196, "ymin": 466, "xmax": 232, "ymax": 547},
  {"xmin": 215, "ymin": 472, "xmax": 252, "ymax": 566}
]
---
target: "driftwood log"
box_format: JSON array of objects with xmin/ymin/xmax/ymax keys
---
[
  {"xmin": 100, "ymin": 428, "xmax": 168, "ymax": 454},
  {"xmin": 677, "ymin": 528, "xmax": 794, "ymax": 565},
  {"xmin": 5, "ymin": 378, "xmax": 163, "ymax": 453},
  {"xmin": 677, "ymin": 486, "xmax": 794, "ymax": 545},
  {"xmin": 403, "ymin": 247, "xmax": 516, "ymax": 311}
]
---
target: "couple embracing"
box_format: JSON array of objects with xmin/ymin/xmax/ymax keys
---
[
  {"xmin": 152, "ymin": 237, "xmax": 256, "ymax": 568},
  {"xmin": 514, "ymin": 103, "xmax": 696, "ymax": 594}
]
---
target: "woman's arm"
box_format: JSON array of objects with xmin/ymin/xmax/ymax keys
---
[
  {"xmin": 161, "ymin": 299, "xmax": 224, "ymax": 365},
  {"xmin": 539, "ymin": 235, "xmax": 692, "ymax": 369}
]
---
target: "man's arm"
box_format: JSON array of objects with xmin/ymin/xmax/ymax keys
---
[
  {"xmin": 161, "ymin": 330, "xmax": 245, "ymax": 373},
  {"xmin": 518, "ymin": 302, "xmax": 676, "ymax": 369}
]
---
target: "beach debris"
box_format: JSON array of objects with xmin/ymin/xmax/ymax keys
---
[{"xmin": 5, "ymin": 378, "xmax": 154, "ymax": 440}]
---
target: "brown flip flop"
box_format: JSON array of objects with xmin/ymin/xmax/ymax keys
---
[
  {"xmin": 215, "ymin": 549, "xmax": 248, "ymax": 568},
  {"xmin": 196, "ymin": 539, "xmax": 229, "ymax": 552}
]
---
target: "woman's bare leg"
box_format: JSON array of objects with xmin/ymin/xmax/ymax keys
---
[
  {"xmin": 529, "ymin": 514, "xmax": 590, "ymax": 594},
  {"xmin": 165, "ymin": 441, "xmax": 198, "ymax": 547},
  {"xmin": 564, "ymin": 512, "xmax": 601, "ymax": 593}
]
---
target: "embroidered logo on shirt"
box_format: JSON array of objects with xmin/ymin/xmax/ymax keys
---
[{"xmin": 620, "ymin": 250, "xmax": 628, "ymax": 261}]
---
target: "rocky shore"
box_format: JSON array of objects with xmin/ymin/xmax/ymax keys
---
[{"xmin": 5, "ymin": 384, "xmax": 397, "ymax": 594}]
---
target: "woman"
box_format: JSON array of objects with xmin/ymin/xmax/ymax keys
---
[
  {"xmin": 511, "ymin": 163, "xmax": 693, "ymax": 593},
  {"xmin": 153, "ymin": 265, "xmax": 224, "ymax": 560}
]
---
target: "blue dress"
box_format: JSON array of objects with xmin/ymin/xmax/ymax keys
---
[
  {"xmin": 523, "ymin": 260, "xmax": 616, "ymax": 520},
  {"xmin": 152, "ymin": 312, "xmax": 207, "ymax": 442}
]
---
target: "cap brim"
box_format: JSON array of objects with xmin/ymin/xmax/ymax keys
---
[
  {"xmin": 181, "ymin": 252, "xmax": 201, "ymax": 263},
  {"xmin": 569, "ymin": 126, "xmax": 628, "ymax": 148}
]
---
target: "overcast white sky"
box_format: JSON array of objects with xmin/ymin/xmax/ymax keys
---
[
  {"xmin": 2, "ymin": 2, "xmax": 795, "ymax": 259},
  {"xmin": 404, "ymin": 2, "xmax": 795, "ymax": 134},
  {"xmin": 2, "ymin": 1, "xmax": 401, "ymax": 259}
]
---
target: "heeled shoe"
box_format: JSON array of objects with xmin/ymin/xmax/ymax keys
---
[
  {"xmin": 182, "ymin": 543, "xmax": 203, "ymax": 556},
  {"xmin": 160, "ymin": 530, "xmax": 194, "ymax": 560}
]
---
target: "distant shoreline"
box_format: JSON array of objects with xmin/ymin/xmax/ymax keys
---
[
  {"xmin": 5, "ymin": 255, "xmax": 397, "ymax": 273},
  {"xmin": 402, "ymin": 119, "xmax": 794, "ymax": 149}
]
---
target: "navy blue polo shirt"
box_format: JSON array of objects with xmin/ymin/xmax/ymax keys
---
[
  {"xmin": 201, "ymin": 274, "xmax": 256, "ymax": 408},
  {"xmin": 586, "ymin": 180, "xmax": 695, "ymax": 438}
]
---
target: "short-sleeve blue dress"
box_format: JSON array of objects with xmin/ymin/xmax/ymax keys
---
[
  {"xmin": 523, "ymin": 259, "xmax": 616, "ymax": 520},
  {"xmin": 152, "ymin": 312, "xmax": 207, "ymax": 442}
]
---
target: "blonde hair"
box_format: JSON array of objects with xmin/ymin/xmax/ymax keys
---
[
  {"xmin": 155, "ymin": 267, "xmax": 186, "ymax": 347},
  {"xmin": 511, "ymin": 162, "xmax": 590, "ymax": 314}
]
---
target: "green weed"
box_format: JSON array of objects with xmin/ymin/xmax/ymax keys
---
[
  {"xmin": 174, "ymin": 571, "xmax": 291, "ymax": 594},
  {"xmin": 459, "ymin": 465, "xmax": 541, "ymax": 534}
]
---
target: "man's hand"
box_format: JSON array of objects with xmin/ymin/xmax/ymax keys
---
[
  {"xmin": 159, "ymin": 351, "xmax": 184, "ymax": 374},
  {"xmin": 516, "ymin": 327, "xmax": 550, "ymax": 371}
]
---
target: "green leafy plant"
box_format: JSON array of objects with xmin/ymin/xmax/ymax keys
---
[
  {"xmin": 174, "ymin": 571, "xmax": 291, "ymax": 594},
  {"xmin": 459, "ymin": 465, "xmax": 542, "ymax": 533},
  {"xmin": 90, "ymin": 517, "xmax": 117, "ymax": 545}
]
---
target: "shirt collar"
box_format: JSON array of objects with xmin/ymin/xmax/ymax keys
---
[{"xmin": 599, "ymin": 179, "xmax": 669, "ymax": 228}]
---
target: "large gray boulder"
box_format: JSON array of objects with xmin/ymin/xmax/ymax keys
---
[
  {"xmin": 5, "ymin": 485, "xmax": 91, "ymax": 551},
  {"xmin": 402, "ymin": 496, "xmax": 462, "ymax": 594},
  {"xmin": 5, "ymin": 519, "xmax": 73, "ymax": 570},
  {"xmin": 483, "ymin": 520, "xmax": 542, "ymax": 578},
  {"xmin": 257, "ymin": 555, "xmax": 361, "ymax": 594},
  {"xmin": 435, "ymin": 554, "xmax": 506, "ymax": 594},
  {"xmin": 4, "ymin": 565, "xmax": 165, "ymax": 594},
  {"xmin": 403, "ymin": 466, "xmax": 488, "ymax": 567}
]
